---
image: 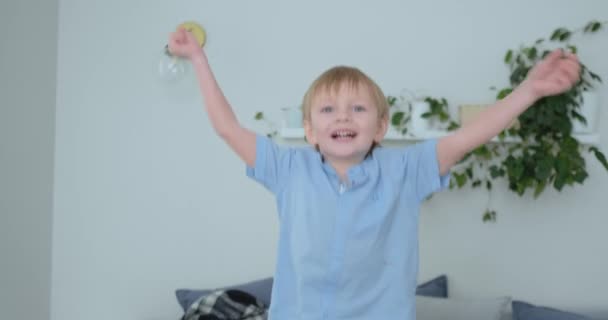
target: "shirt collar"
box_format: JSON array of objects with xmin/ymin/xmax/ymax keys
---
[{"xmin": 317, "ymin": 151, "xmax": 371, "ymax": 188}]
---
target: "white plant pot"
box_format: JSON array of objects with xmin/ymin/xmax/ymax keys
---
[
  {"xmin": 410, "ymin": 100, "xmax": 444, "ymax": 136},
  {"xmin": 572, "ymin": 91, "xmax": 599, "ymax": 134},
  {"xmin": 282, "ymin": 107, "xmax": 303, "ymax": 128}
]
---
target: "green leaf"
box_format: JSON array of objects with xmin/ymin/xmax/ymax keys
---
[
  {"xmin": 391, "ymin": 111, "xmax": 405, "ymax": 126},
  {"xmin": 533, "ymin": 181, "xmax": 546, "ymax": 198},
  {"xmin": 510, "ymin": 65, "xmax": 530, "ymax": 85},
  {"xmin": 447, "ymin": 121, "xmax": 460, "ymax": 131},
  {"xmin": 573, "ymin": 170, "xmax": 588, "ymax": 183},
  {"xmin": 585, "ymin": 21, "xmax": 602, "ymax": 33},
  {"xmin": 387, "ymin": 96, "xmax": 397, "ymax": 106},
  {"xmin": 589, "ymin": 71, "xmax": 602, "ymax": 83},
  {"xmin": 550, "ymin": 28, "xmax": 568, "ymax": 41},
  {"xmin": 584, "ymin": 23, "xmax": 592, "ymax": 32},
  {"xmin": 511, "ymin": 161, "xmax": 524, "ymax": 180},
  {"xmin": 472, "ymin": 180, "xmax": 482, "ymax": 188},
  {"xmin": 483, "ymin": 210, "xmax": 497, "ymax": 223},
  {"xmin": 454, "ymin": 172, "xmax": 468, "ymax": 188},
  {"xmin": 466, "ymin": 167, "xmax": 474, "ymax": 179},
  {"xmin": 590, "ymin": 147, "xmax": 608, "ymax": 171},
  {"xmin": 254, "ymin": 112, "xmax": 264, "ymax": 120},
  {"xmin": 571, "ymin": 110, "xmax": 587, "ymax": 125},
  {"xmin": 473, "ymin": 145, "xmax": 492, "ymax": 160},
  {"xmin": 504, "ymin": 50, "xmax": 513, "ymax": 64},
  {"xmin": 554, "ymin": 175, "xmax": 566, "ymax": 191},
  {"xmin": 489, "ymin": 165, "xmax": 504, "ymax": 178},
  {"xmin": 535, "ymin": 156, "xmax": 553, "ymax": 181},
  {"xmin": 497, "ymin": 88, "xmax": 513, "ymax": 100},
  {"xmin": 567, "ymin": 45, "xmax": 577, "ymax": 54},
  {"xmin": 516, "ymin": 182, "xmax": 526, "ymax": 196},
  {"xmin": 550, "ymin": 28, "xmax": 562, "ymax": 40},
  {"xmin": 559, "ymin": 31, "xmax": 572, "ymax": 42},
  {"xmin": 526, "ymin": 47, "xmax": 537, "ymax": 60},
  {"xmin": 555, "ymin": 155, "xmax": 569, "ymax": 172},
  {"xmin": 486, "ymin": 180, "xmax": 492, "ymax": 190}
]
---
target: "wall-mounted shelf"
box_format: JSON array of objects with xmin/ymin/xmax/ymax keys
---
[{"xmin": 279, "ymin": 127, "xmax": 601, "ymax": 144}]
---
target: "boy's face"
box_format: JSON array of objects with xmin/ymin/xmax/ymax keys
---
[{"xmin": 304, "ymin": 83, "xmax": 387, "ymax": 166}]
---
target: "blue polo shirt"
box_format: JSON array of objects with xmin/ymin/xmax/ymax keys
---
[{"xmin": 246, "ymin": 134, "xmax": 449, "ymax": 320}]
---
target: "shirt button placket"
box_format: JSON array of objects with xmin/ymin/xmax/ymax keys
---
[{"xmin": 322, "ymin": 181, "xmax": 348, "ymax": 320}]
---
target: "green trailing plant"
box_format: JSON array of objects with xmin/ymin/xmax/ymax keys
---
[
  {"xmin": 421, "ymin": 96, "xmax": 460, "ymax": 131},
  {"xmin": 450, "ymin": 19, "xmax": 608, "ymax": 222},
  {"xmin": 387, "ymin": 95, "xmax": 411, "ymax": 134},
  {"xmin": 388, "ymin": 95, "xmax": 460, "ymax": 134}
]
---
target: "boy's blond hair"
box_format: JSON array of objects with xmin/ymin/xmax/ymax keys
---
[{"xmin": 301, "ymin": 66, "xmax": 389, "ymax": 122}]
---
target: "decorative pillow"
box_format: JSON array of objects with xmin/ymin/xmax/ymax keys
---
[
  {"xmin": 416, "ymin": 295, "xmax": 511, "ymax": 320},
  {"xmin": 182, "ymin": 289, "xmax": 268, "ymax": 320},
  {"xmin": 512, "ymin": 300, "xmax": 590, "ymax": 320},
  {"xmin": 175, "ymin": 277, "xmax": 273, "ymax": 311},
  {"xmin": 176, "ymin": 274, "xmax": 448, "ymax": 311},
  {"xmin": 416, "ymin": 274, "xmax": 448, "ymax": 298}
]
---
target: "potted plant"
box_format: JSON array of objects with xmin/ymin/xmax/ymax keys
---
[
  {"xmin": 387, "ymin": 93, "xmax": 412, "ymax": 135},
  {"xmin": 450, "ymin": 19, "xmax": 608, "ymax": 222},
  {"xmin": 388, "ymin": 93, "xmax": 459, "ymax": 137}
]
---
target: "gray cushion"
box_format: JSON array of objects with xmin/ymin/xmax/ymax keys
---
[
  {"xmin": 176, "ymin": 274, "xmax": 448, "ymax": 311},
  {"xmin": 416, "ymin": 274, "xmax": 448, "ymax": 298},
  {"xmin": 512, "ymin": 301, "xmax": 590, "ymax": 320}
]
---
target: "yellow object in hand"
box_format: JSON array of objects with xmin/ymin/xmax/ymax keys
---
[{"xmin": 177, "ymin": 21, "xmax": 206, "ymax": 48}]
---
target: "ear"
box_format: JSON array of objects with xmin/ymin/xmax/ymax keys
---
[
  {"xmin": 304, "ymin": 119, "xmax": 317, "ymax": 145},
  {"xmin": 374, "ymin": 116, "xmax": 389, "ymax": 142}
]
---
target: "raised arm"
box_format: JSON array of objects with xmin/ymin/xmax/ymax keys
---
[
  {"xmin": 169, "ymin": 28, "xmax": 256, "ymax": 167},
  {"xmin": 437, "ymin": 49, "xmax": 581, "ymax": 175}
]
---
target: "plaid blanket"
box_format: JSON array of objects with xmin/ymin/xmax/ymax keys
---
[{"xmin": 181, "ymin": 289, "xmax": 268, "ymax": 320}]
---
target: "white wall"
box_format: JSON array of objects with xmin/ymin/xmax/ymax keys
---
[
  {"xmin": 52, "ymin": 1, "xmax": 608, "ymax": 319},
  {"xmin": 0, "ymin": 0, "xmax": 58, "ymax": 319}
]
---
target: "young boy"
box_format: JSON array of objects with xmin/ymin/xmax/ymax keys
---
[{"xmin": 168, "ymin": 28, "xmax": 580, "ymax": 320}]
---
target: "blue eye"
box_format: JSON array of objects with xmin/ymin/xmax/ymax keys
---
[
  {"xmin": 353, "ymin": 105, "xmax": 366, "ymax": 112},
  {"xmin": 321, "ymin": 106, "xmax": 333, "ymax": 113}
]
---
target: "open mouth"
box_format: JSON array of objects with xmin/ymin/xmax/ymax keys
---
[{"xmin": 331, "ymin": 129, "xmax": 358, "ymax": 140}]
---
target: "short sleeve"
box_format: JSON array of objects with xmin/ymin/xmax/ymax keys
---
[
  {"xmin": 403, "ymin": 139, "xmax": 450, "ymax": 202},
  {"xmin": 246, "ymin": 134, "xmax": 293, "ymax": 194}
]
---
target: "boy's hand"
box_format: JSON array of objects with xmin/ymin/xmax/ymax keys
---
[
  {"xmin": 168, "ymin": 27, "xmax": 202, "ymax": 60},
  {"xmin": 522, "ymin": 49, "xmax": 581, "ymax": 100}
]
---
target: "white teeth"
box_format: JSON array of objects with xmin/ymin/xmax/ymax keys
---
[{"xmin": 333, "ymin": 130, "xmax": 356, "ymax": 138}]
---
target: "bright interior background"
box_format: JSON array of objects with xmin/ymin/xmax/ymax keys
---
[{"xmin": 1, "ymin": 1, "xmax": 607, "ymax": 319}]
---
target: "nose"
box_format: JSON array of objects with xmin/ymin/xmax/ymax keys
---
[{"xmin": 336, "ymin": 107, "xmax": 351, "ymax": 122}]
